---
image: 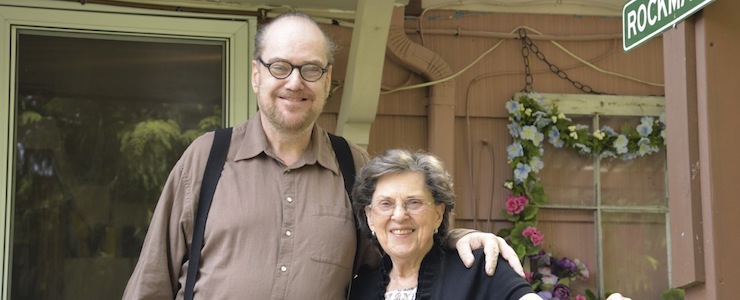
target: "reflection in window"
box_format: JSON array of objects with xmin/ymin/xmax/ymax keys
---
[{"xmin": 14, "ymin": 31, "xmax": 223, "ymax": 299}]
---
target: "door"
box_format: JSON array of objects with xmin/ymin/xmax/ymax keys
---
[{"xmin": 1, "ymin": 2, "xmax": 253, "ymax": 299}]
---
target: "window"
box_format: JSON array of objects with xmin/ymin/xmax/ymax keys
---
[
  {"xmin": 533, "ymin": 94, "xmax": 668, "ymax": 299},
  {"xmin": 1, "ymin": 2, "xmax": 253, "ymax": 299}
]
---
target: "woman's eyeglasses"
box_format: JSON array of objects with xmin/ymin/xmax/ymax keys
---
[{"xmin": 369, "ymin": 199, "xmax": 434, "ymax": 216}]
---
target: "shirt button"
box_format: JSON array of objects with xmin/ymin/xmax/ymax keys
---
[
  {"xmin": 286, "ymin": 197, "xmax": 293, "ymax": 203},
  {"xmin": 285, "ymin": 230, "xmax": 292, "ymax": 236},
  {"xmin": 280, "ymin": 265, "xmax": 287, "ymax": 272}
]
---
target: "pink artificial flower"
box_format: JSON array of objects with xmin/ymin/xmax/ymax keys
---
[
  {"xmin": 506, "ymin": 194, "xmax": 529, "ymax": 215},
  {"xmin": 575, "ymin": 295, "xmax": 587, "ymax": 300},
  {"xmin": 522, "ymin": 226, "xmax": 544, "ymax": 246},
  {"xmin": 525, "ymin": 271, "xmax": 534, "ymax": 283},
  {"xmin": 575, "ymin": 259, "xmax": 590, "ymax": 280},
  {"xmin": 522, "ymin": 226, "xmax": 536, "ymax": 237},
  {"xmin": 517, "ymin": 195, "xmax": 529, "ymax": 207}
]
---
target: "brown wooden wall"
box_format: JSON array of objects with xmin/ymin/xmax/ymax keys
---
[{"xmin": 320, "ymin": 10, "xmax": 664, "ymax": 232}]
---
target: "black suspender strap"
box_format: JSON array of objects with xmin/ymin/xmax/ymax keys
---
[
  {"xmin": 328, "ymin": 133, "xmax": 363, "ymax": 297},
  {"xmin": 184, "ymin": 127, "xmax": 232, "ymax": 300},
  {"xmin": 328, "ymin": 133, "xmax": 356, "ymax": 196}
]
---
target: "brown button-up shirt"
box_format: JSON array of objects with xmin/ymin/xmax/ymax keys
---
[{"xmin": 122, "ymin": 116, "xmax": 372, "ymax": 300}]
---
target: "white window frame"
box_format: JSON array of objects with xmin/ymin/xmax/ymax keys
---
[
  {"xmin": 0, "ymin": 1, "xmax": 255, "ymax": 297},
  {"xmin": 516, "ymin": 92, "xmax": 668, "ymax": 297}
]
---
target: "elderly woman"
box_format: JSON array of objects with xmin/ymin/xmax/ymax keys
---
[{"xmin": 349, "ymin": 149, "xmax": 541, "ymax": 300}]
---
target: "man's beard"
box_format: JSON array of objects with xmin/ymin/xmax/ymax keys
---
[{"xmin": 263, "ymin": 101, "xmax": 320, "ymax": 135}]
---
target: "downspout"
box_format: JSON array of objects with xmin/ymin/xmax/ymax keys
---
[{"xmin": 385, "ymin": 6, "xmax": 456, "ymax": 176}]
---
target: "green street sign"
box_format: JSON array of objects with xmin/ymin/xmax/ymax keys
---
[{"xmin": 622, "ymin": 0, "xmax": 715, "ymax": 51}]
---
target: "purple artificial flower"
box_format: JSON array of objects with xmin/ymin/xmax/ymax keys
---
[
  {"xmin": 553, "ymin": 257, "xmax": 578, "ymax": 277},
  {"xmin": 538, "ymin": 291, "xmax": 553, "ymax": 300},
  {"xmin": 552, "ymin": 284, "xmax": 571, "ymax": 300}
]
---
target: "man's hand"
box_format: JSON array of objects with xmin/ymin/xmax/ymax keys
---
[
  {"xmin": 454, "ymin": 231, "xmax": 524, "ymax": 277},
  {"xmin": 605, "ymin": 293, "xmax": 631, "ymax": 300}
]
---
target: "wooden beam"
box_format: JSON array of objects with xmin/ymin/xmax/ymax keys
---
[
  {"xmin": 335, "ymin": 0, "xmax": 396, "ymax": 148},
  {"xmin": 515, "ymin": 93, "xmax": 665, "ymax": 117}
]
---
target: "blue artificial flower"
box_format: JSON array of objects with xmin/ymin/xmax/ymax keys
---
[
  {"xmin": 641, "ymin": 116, "xmax": 655, "ymax": 126},
  {"xmin": 507, "ymin": 142, "xmax": 524, "ymax": 160},
  {"xmin": 520, "ymin": 126, "xmax": 544, "ymax": 147},
  {"xmin": 506, "ymin": 100, "xmax": 521, "ymax": 119},
  {"xmin": 600, "ymin": 125, "xmax": 617, "ymax": 136},
  {"xmin": 508, "ymin": 122, "xmax": 522, "ymax": 138},
  {"xmin": 533, "ymin": 111, "xmax": 551, "ymax": 128},
  {"xmin": 533, "ymin": 132, "xmax": 545, "ymax": 146},
  {"xmin": 614, "ymin": 134, "xmax": 628, "ymax": 154},
  {"xmin": 599, "ymin": 150, "xmax": 616, "ymax": 159},
  {"xmin": 574, "ymin": 143, "xmax": 591, "ymax": 154},
  {"xmin": 622, "ymin": 152, "xmax": 638, "ymax": 161},
  {"xmin": 550, "ymin": 138, "xmax": 564, "ymax": 148},
  {"xmin": 661, "ymin": 129, "xmax": 666, "ymax": 144},
  {"xmin": 548, "ymin": 129, "xmax": 564, "ymax": 148},
  {"xmin": 529, "ymin": 92, "xmax": 543, "ymax": 104},
  {"xmin": 514, "ymin": 163, "xmax": 532, "ymax": 183},
  {"xmin": 548, "ymin": 127, "xmax": 560, "ymax": 139},
  {"xmin": 530, "ymin": 156, "xmax": 544, "ymax": 173},
  {"xmin": 639, "ymin": 143, "xmax": 652, "ymax": 156},
  {"xmin": 637, "ymin": 122, "xmax": 653, "ymax": 137},
  {"xmin": 521, "ymin": 125, "xmax": 538, "ymax": 141}
]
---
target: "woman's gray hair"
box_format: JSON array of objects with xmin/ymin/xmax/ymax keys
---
[
  {"xmin": 253, "ymin": 11, "xmax": 337, "ymax": 65},
  {"xmin": 352, "ymin": 149, "xmax": 456, "ymax": 247}
]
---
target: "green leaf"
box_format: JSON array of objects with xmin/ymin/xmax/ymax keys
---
[
  {"xmin": 522, "ymin": 206, "xmax": 539, "ymax": 221},
  {"xmin": 496, "ymin": 227, "xmax": 512, "ymax": 238},
  {"xmin": 661, "ymin": 288, "xmax": 685, "ymax": 300},
  {"xmin": 515, "ymin": 243, "xmax": 526, "ymax": 260},
  {"xmin": 585, "ymin": 289, "xmax": 598, "ymax": 300}
]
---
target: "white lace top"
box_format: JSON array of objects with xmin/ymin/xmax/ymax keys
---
[{"xmin": 384, "ymin": 286, "xmax": 417, "ymax": 300}]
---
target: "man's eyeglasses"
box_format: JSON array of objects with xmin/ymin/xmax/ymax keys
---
[
  {"xmin": 369, "ymin": 199, "xmax": 434, "ymax": 216},
  {"xmin": 257, "ymin": 57, "xmax": 329, "ymax": 82}
]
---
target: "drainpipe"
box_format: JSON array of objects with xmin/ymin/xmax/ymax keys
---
[{"xmin": 385, "ymin": 6, "xmax": 456, "ymax": 177}]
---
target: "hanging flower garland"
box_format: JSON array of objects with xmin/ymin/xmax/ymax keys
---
[{"xmin": 497, "ymin": 92, "xmax": 666, "ymax": 300}]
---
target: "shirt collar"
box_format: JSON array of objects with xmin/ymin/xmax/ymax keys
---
[{"xmin": 234, "ymin": 115, "xmax": 340, "ymax": 175}]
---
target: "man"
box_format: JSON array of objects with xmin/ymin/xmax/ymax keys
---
[{"xmin": 122, "ymin": 12, "xmax": 521, "ymax": 299}]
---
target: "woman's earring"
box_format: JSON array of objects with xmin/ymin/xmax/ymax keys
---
[
  {"xmin": 434, "ymin": 227, "xmax": 439, "ymax": 234},
  {"xmin": 371, "ymin": 231, "xmax": 376, "ymax": 237}
]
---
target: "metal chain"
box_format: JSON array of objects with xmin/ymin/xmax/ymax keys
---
[
  {"xmin": 518, "ymin": 28, "xmax": 608, "ymax": 95},
  {"xmin": 521, "ymin": 29, "xmax": 534, "ymax": 93}
]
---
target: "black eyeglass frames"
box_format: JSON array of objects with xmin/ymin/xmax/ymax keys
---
[{"xmin": 256, "ymin": 57, "xmax": 329, "ymax": 82}]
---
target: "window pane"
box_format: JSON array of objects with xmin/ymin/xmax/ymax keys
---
[
  {"xmin": 602, "ymin": 212, "xmax": 669, "ymax": 299},
  {"xmin": 600, "ymin": 117, "xmax": 666, "ymax": 207},
  {"xmin": 538, "ymin": 117, "xmax": 595, "ymax": 206},
  {"xmin": 13, "ymin": 31, "xmax": 223, "ymax": 299},
  {"xmin": 601, "ymin": 150, "xmax": 665, "ymax": 206}
]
